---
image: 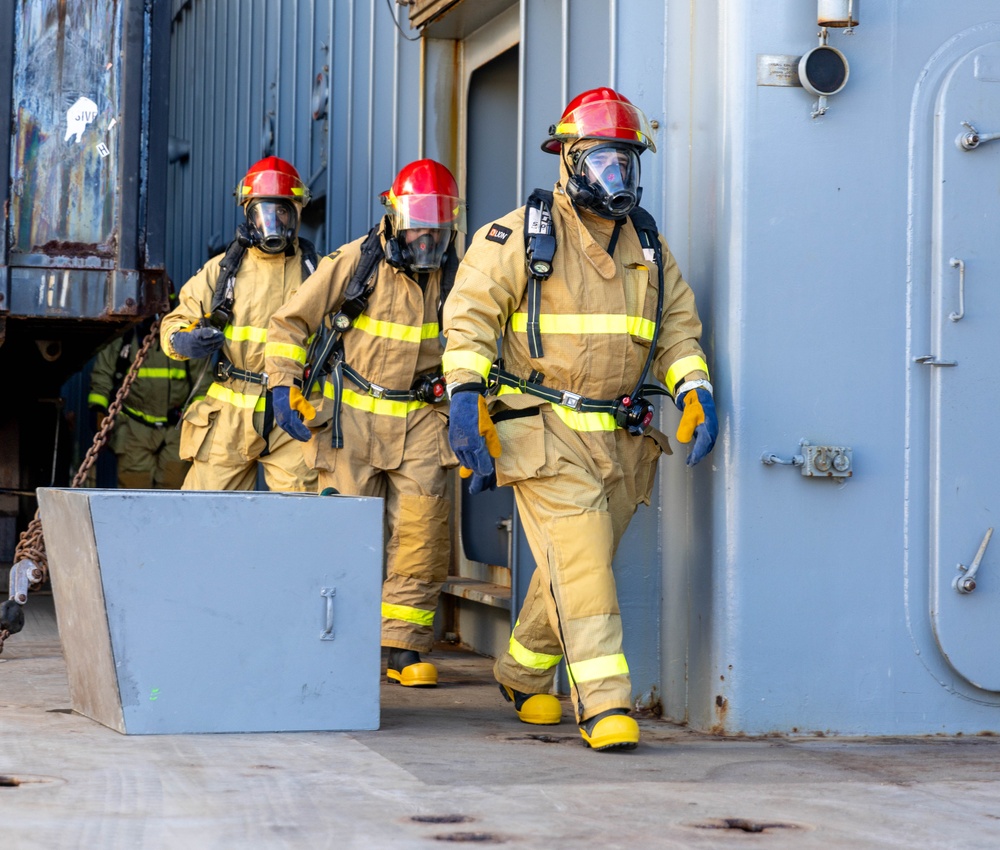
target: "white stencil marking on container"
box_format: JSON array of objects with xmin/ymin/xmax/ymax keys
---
[{"xmin": 65, "ymin": 97, "xmax": 98, "ymax": 143}]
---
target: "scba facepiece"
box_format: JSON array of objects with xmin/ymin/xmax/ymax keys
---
[
  {"xmin": 381, "ymin": 159, "xmax": 466, "ymax": 274},
  {"xmin": 396, "ymin": 228, "xmax": 451, "ymax": 272},
  {"xmin": 246, "ymin": 198, "xmax": 299, "ymax": 254},
  {"xmin": 566, "ymin": 143, "xmax": 642, "ymax": 220}
]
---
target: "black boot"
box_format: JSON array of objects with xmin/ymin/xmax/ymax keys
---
[
  {"xmin": 385, "ymin": 647, "xmax": 438, "ymax": 687},
  {"xmin": 498, "ymin": 683, "xmax": 562, "ymax": 725}
]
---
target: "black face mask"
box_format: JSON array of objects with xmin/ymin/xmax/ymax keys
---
[
  {"xmin": 245, "ymin": 199, "xmax": 298, "ymax": 254},
  {"xmin": 565, "ymin": 144, "xmax": 642, "ymax": 220},
  {"xmin": 401, "ymin": 229, "xmax": 449, "ymax": 272},
  {"xmin": 385, "ymin": 228, "xmax": 451, "ymax": 274}
]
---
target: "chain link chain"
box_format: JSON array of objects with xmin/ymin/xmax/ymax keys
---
[{"xmin": 0, "ymin": 318, "xmax": 161, "ymax": 655}]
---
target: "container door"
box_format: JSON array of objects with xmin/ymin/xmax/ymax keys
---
[{"xmin": 929, "ymin": 42, "xmax": 1000, "ymax": 691}]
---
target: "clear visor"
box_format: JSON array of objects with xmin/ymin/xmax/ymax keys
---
[
  {"xmin": 555, "ymin": 98, "xmax": 656, "ymax": 152},
  {"xmin": 577, "ymin": 145, "xmax": 641, "ymax": 200},
  {"xmin": 246, "ymin": 199, "xmax": 299, "ymax": 253},
  {"xmin": 401, "ymin": 228, "xmax": 450, "ymax": 272},
  {"xmin": 382, "ymin": 193, "xmax": 467, "ymax": 234}
]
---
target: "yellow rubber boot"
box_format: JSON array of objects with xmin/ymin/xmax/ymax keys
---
[
  {"xmin": 499, "ymin": 684, "xmax": 562, "ymax": 725},
  {"xmin": 386, "ymin": 648, "xmax": 438, "ymax": 688},
  {"xmin": 579, "ymin": 709, "xmax": 639, "ymax": 751}
]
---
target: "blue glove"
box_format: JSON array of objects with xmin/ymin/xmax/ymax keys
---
[
  {"xmin": 449, "ymin": 388, "xmax": 499, "ymax": 493},
  {"xmin": 273, "ymin": 385, "xmax": 313, "ymax": 442},
  {"xmin": 171, "ymin": 326, "xmax": 224, "ymax": 359},
  {"xmin": 675, "ymin": 385, "xmax": 718, "ymax": 467}
]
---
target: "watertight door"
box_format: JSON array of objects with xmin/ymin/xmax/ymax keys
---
[{"xmin": 928, "ymin": 42, "xmax": 1000, "ymax": 691}]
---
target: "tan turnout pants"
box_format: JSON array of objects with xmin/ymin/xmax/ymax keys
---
[{"xmin": 492, "ymin": 406, "xmax": 663, "ymax": 723}]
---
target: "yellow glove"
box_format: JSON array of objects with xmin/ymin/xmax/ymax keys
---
[
  {"xmin": 675, "ymin": 386, "xmax": 719, "ymax": 467},
  {"xmin": 675, "ymin": 390, "xmax": 704, "ymax": 443},
  {"xmin": 289, "ymin": 386, "xmax": 316, "ymax": 421},
  {"xmin": 479, "ymin": 395, "xmax": 501, "ymax": 458}
]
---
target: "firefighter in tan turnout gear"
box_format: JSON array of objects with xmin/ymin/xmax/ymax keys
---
[
  {"xmin": 88, "ymin": 317, "xmax": 202, "ymax": 489},
  {"xmin": 160, "ymin": 157, "xmax": 319, "ymax": 492},
  {"xmin": 266, "ymin": 159, "xmax": 464, "ymax": 687},
  {"xmin": 443, "ymin": 88, "xmax": 719, "ymax": 750}
]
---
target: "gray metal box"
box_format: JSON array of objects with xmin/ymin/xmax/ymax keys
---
[{"xmin": 36, "ymin": 489, "xmax": 383, "ymax": 735}]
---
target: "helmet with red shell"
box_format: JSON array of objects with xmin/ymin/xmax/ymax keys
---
[
  {"xmin": 541, "ymin": 87, "xmax": 656, "ymax": 155},
  {"xmin": 235, "ymin": 156, "xmax": 310, "ymax": 207},
  {"xmin": 380, "ymin": 159, "xmax": 466, "ymax": 233}
]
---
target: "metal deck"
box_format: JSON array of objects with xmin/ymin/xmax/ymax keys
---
[{"xmin": 2, "ymin": 596, "xmax": 998, "ymax": 849}]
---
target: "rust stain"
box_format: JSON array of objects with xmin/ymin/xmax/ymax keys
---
[{"xmin": 710, "ymin": 692, "xmax": 729, "ymax": 735}]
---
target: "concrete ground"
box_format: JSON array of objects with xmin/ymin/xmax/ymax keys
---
[{"xmin": 1, "ymin": 597, "xmax": 999, "ymax": 849}]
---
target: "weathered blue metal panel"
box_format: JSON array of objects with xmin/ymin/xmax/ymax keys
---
[{"xmin": 153, "ymin": 0, "xmax": 1000, "ymax": 735}]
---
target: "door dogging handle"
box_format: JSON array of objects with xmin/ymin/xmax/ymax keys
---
[
  {"xmin": 914, "ymin": 355, "xmax": 957, "ymax": 367},
  {"xmin": 954, "ymin": 528, "xmax": 993, "ymax": 595}
]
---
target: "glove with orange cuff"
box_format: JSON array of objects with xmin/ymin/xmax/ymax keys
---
[
  {"xmin": 273, "ymin": 385, "xmax": 315, "ymax": 442},
  {"xmin": 675, "ymin": 380, "xmax": 718, "ymax": 467},
  {"xmin": 448, "ymin": 384, "xmax": 501, "ymax": 494}
]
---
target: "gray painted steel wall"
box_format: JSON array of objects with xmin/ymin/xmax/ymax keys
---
[
  {"xmin": 165, "ymin": 0, "xmax": 423, "ymax": 286},
  {"xmin": 163, "ymin": 0, "xmax": 1000, "ymax": 735}
]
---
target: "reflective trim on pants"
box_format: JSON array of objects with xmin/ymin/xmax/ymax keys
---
[
  {"xmin": 567, "ymin": 652, "xmax": 629, "ymax": 685},
  {"xmin": 382, "ymin": 602, "xmax": 435, "ymax": 627},
  {"xmin": 509, "ymin": 634, "xmax": 563, "ymax": 671}
]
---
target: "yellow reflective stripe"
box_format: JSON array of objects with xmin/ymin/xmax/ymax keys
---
[
  {"xmin": 509, "ymin": 635, "xmax": 563, "ymax": 671},
  {"xmin": 510, "ymin": 312, "xmax": 652, "ymax": 340},
  {"xmin": 496, "ymin": 385, "xmax": 619, "ymax": 432},
  {"xmin": 225, "ymin": 324, "xmax": 268, "ymax": 343},
  {"xmin": 207, "ymin": 382, "xmax": 267, "ymax": 411},
  {"xmin": 264, "ymin": 341, "xmax": 308, "ymax": 364},
  {"xmin": 381, "ymin": 602, "xmax": 435, "ymax": 627},
  {"xmin": 88, "ymin": 392, "xmax": 109, "ymax": 408},
  {"xmin": 136, "ymin": 367, "xmax": 188, "ymax": 380},
  {"xmin": 549, "ymin": 404, "xmax": 617, "ymax": 432},
  {"xmin": 331, "ymin": 386, "xmax": 426, "ymax": 417},
  {"xmin": 626, "ymin": 316, "xmax": 656, "ymax": 340},
  {"xmin": 353, "ymin": 314, "xmax": 438, "ymax": 343},
  {"xmin": 442, "ymin": 349, "xmax": 493, "ymax": 378},
  {"xmin": 665, "ymin": 355, "xmax": 710, "ymax": 394},
  {"xmin": 567, "ymin": 653, "xmax": 629, "ymax": 685},
  {"xmin": 124, "ymin": 406, "xmax": 167, "ymax": 424}
]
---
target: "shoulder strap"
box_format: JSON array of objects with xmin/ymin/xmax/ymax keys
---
[
  {"xmin": 110, "ymin": 328, "xmax": 136, "ymax": 399},
  {"xmin": 437, "ymin": 246, "xmax": 459, "ymax": 325},
  {"xmin": 298, "ymin": 236, "xmax": 319, "ymax": 278},
  {"xmin": 301, "ymin": 225, "xmax": 384, "ymax": 398},
  {"xmin": 627, "ymin": 205, "xmax": 660, "ymax": 258},
  {"xmin": 207, "ymin": 224, "xmax": 253, "ymax": 329},
  {"xmin": 523, "ymin": 189, "xmax": 556, "ymax": 359},
  {"xmin": 626, "ymin": 204, "xmax": 665, "ymax": 398},
  {"xmin": 340, "ymin": 225, "xmax": 383, "ymax": 320}
]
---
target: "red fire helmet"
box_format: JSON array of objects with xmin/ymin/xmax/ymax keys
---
[
  {"xmin": 541, "ymin": 87, "xmax": 656, "ymax": 155},
  {"xmin": 235, "ymin": 156, "xmax": 310, "ymax": 206}
]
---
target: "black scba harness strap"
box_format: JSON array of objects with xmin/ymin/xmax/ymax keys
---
[
  {"xmin": 514, "ymin": 190, "xmax": 668, "ymax": 434},
  {"xmin": 301, "ymin": 225, "xmax": 384, "ymax": 401},
  {"xmin": 203, "ymin": 231, "xmax": 318, "ymax": 455},
  {"xmin": 299, "ymin": 224, "xmax": 456, "ymax": 448},
  {"xmin": 342, "ymin": 364, "xmax": 446, "ymax": 404}
]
